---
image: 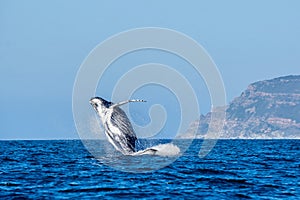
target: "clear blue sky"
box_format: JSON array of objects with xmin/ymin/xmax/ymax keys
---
[{"xmin": 1, "ymin": 1, "xmax": 300, "ymax": 139}]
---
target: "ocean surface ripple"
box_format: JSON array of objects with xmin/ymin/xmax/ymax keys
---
[{"xmin": 0, "ymin": 139, "xmax": 299, "ymax": 199}]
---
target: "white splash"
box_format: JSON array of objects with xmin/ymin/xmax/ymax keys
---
[{"xmin": 132, "ymin": 143, "xmax": 180, "ymax": 157}]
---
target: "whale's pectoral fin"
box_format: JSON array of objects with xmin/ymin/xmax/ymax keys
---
[
  {"xmin": 143, "ymin": 148, "xmax": 158, "ymax": 155},
  {"xmin": 111, "ymin": 99, "xmax": 146, "ymax": 108},
  {"xmin": 132, "ymin": 148, "xmax": 158, "ymax": 156}
]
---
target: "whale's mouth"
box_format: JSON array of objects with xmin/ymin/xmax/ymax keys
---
[
  {"xmin": 89, "ymin": 97, "xmax": 97, "ymax": 104},
  {"xmin": 89, "ymin": 98, "xmax": 98, "ymax": 110},
  {"xmin": 89, "ymin": 97, "xmax": 95, "ymax": 103},
  {"xmin": 89, "ymin": 100, "xmax": 94, "ymax": 106}
]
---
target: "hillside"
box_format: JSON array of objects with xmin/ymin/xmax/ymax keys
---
[{"xmin": 191, "ymin": 75, "xmax": 300, "ymax": 139}]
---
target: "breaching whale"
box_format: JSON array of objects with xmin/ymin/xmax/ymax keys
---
[{"xmin": 89, "ymin": 97, "xmax": 158, "ymax": 155}]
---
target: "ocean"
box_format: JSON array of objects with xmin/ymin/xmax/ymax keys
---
[{"xmin": 0, "ymin": 139, "xmax": 299, "ymax": 199}]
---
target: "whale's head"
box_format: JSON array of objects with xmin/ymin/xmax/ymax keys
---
[{"xmin": 89, "ymin": 97, "xmax": 112, "ymax": 118}]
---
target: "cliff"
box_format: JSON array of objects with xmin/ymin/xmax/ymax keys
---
[{"xmin": 192, "ymin": 75, "xmax": 300, "ymax": 139}]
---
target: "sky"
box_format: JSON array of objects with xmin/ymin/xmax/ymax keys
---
[{"xmin": 0, "ymin": 1, "xmax": 300, "ymax": 140}]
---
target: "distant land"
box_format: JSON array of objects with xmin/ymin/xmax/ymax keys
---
[{"xmin": 187, "ymin": 75, "xmax": 300, "ymax": 139}]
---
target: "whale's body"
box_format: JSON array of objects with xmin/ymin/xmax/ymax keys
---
[{"xmin": 90, "ymin": 97, "xmax": 153, "ymax": 155}]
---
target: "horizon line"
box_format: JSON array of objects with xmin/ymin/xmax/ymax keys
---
[{"xmin": 1, "ymin": 138, "xmax": 299, "ymax": 141}]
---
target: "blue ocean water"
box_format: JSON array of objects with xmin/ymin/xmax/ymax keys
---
[{"xmin": 0, "ymin": 139, "xmax": 299, "ymax": 199}]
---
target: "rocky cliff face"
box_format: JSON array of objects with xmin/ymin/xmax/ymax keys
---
[{"xmin": 193, "ymin": 75, "xmax": 300, "ymax": 139}]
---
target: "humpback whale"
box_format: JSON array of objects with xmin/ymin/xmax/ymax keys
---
[{"xmin": 90, "ymin": 97, "xmax": 157, "ymax": 155}]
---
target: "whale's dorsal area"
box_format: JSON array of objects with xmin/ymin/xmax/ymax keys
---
[{"xmin": 108, "ymin": 105, "xmax": 137, "ymax": 153}]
